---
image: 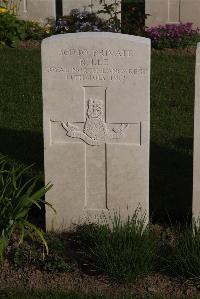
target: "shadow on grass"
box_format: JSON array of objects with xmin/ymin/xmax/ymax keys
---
[
  {"xmin": 150, "ymin": 139, "xmax": 193, "ymax": 225},
  {"xmin": 0, "ymin": 128, "xmax": 43, "ymax": 170},
  {"xmin": 0, "ymin": 128, "xmax": 45, "ymax": 229}
]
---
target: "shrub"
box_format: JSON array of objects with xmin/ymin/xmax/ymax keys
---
[
  {"xmin": 0, "ymin": 155, "xmax": 53, "ymax": 261},
  {"xmin": 42, "ymin": 233, "xmax": 75, "ymax": 273},
  {"xmin": 24, "ymin": 20, "xmax": 53, "ymax": 41},
  {"xmin": 76, "ymin": 209, "xmax": 157, "ymax": 282},
  {"xmin": 121, "ymin": 0, "xmax": 146, "ymax": 35},
  {"xmin": 54, "ymin": 9, "xmax": 117, "ymax": 34},
  {"xmin": 0, "ymin": 0, "xmax": 21, "ymax": 15},
  {"xmin": 168, "ymin": 221, "xmax": 200, "ymax": 281},
  {"xmin": 0, "ymin": 11, "xmax": 26, "ymax": 47},
  {"xmin": 0, "ymin": 7, "xmax": 8, "ymax": 14},
  {"xmin": 0, "ymin": 6, "xmax": 53, "ymax": 47},
  {"xmin": 147, "ymin": 22, "xmax": 200, "ymax": 49},
  {"xmin": 13, "ymin": 242, "xmax": 40, "ymax": 267},
  {"xmin": 12, "ymin": 241, "xmax": 74, "ymax": 273},
  {"xmin": 98, "ymin": 0, "xmax": 121, "ymax": 32},
  {"xmin": 43, "ymin": 254, "xmax": 74, "ymax": 273}
]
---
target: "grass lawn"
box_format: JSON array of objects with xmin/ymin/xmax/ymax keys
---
[
  {"xmin": 150, "ymin": 51, "xmax": 195, "ymax": 223},
  {"xmin": 0, "ymin": 49, "xmax": 43, "ymax": 173},
  {"xmin": 0, "ymin": 48, "xmax": 196, "ymax": 223}
]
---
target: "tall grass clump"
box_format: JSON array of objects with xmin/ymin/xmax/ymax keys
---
[
  {"xmin": 168, "ymin": 220, "xmax": 200, "ymax": 281},
  {"xmin": 77, "ymin": 209, "xmax": 157, "ymax": 282},
  {"xmin": 0, "ymin": 155, "xmax": 53, "ymax": 261}
]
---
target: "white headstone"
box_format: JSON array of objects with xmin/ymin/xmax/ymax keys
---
[
  {"xmin": 146, "ymin": 0, "xmax": 200, "ymax": 28},
  {"xmin": 193, "ymin": 43, "xmax": 200, "ymax": 219},
  {"xmin": 15, "ymin": 0, "xmax": 56, "ymax": 25},
  {"xmin": 180, "ymin": 0, "xmax": 200, "ymax": 28},
  {"xmin": 62, "ymin": 0, "xmax": 91, "ymax": 15},
  {"xmin": 146, "ymin": 0, "xmax": 180, "ymax": 28},
  {"xmin": 42, "ymin": 32, "xmax": 150, "ymax": 230}
]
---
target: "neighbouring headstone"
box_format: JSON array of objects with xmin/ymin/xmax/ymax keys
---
[
  {"xmin": 146, "ymin": 0, "xmax": 180, "ymax": 28},
  {"xmin": 62, "ymin": 0, "xmax": 90, "ymax": 15},
  {"xmin": 6, "ymin": 0, "xmax": 56, "ymax": 25},
  {"xmin": 146, "ymin": 0, "xmax": 200, "ymax": 28},
  {"xmin": 42, "ymin": 32, "xmax": 150, "ymax": 230},
  {"xmin": 193, "ymin": 43, "xmax": 200, "ymax": 219},
  {"xmin": 180, "ymin": 0, "xmax": 200, "ymax": 27}
]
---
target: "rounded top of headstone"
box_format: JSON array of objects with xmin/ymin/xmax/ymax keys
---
[{"xmin": 42, "ymin": 32, "xmax": 151, "ymax": 47}]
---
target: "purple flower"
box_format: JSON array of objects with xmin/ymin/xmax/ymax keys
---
[{"xmin": 147, "ymin": 22, "xmax": 200, "ymax": 49}]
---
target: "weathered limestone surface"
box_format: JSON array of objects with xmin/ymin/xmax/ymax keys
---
[
  {"xmin": 146, "ymin": 0, "xmax": 200, "ymax": 28},
  {"xmin": 146, "ymin": 0, "xmax": 180, "ymax": 28},
  {"xmin": 42, "ymin": 32, "xmax": 150, "ymax": 230},
  {"xmin": 62, "ymin": 0, "xmax": 90, "ymax": 15},
  {"xmin": 193, "ymin": 43, "xmax": 200, "ymax": 219},
  {"xmin": 180, "ymin": 0, "xmax": 200, "ymax": 27}
]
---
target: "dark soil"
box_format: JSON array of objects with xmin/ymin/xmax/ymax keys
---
[{"xmin": 0, "ymin": 262, "xmax": 199, "ymax": 298}]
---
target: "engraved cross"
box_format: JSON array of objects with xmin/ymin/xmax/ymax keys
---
[{"xmin": 52, "ymin": 86, "xmax": 135, "ymax": 211}]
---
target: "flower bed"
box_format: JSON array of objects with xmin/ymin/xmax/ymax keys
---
[{"xmin": 147, "ymin": 22, "xmax": 200, "ymax": 49}]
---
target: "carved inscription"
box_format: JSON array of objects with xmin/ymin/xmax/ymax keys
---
[
  {"xmin": 62, "ymin": 99, "xmax": 129, "ymax": 146},
  {"xmin": 45, "ymin": 47, "xmax": 149, "ymax": 82},
  {"xmin": 60, "ymin": 48, "xmax": 135, "ymax": 57}
]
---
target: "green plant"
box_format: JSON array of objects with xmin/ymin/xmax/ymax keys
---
[
  {"xmin": 46, "ymin": 233, "xmax": 66, "ymax": 254},
  {"xmin": 76, "ymin": 209, "xmax": 157, "ymax": 282},
  {"xmin": 11, "ymin": 235, "xmax": 74, "ymax": 272},
  {"xmin": 13, "ymin": 242, "xmax": 41, "ymax": 267},
  {"xmin": 0, "ymin": 7, "xmax": 52, "ymax": 47},
  {"xmin": 55, "ymin": 1, "xmax": 121, "ymax": 34},
  {"xmin": 43, "ymin": 254, "xmax": 74, "ymax": 273},
  {"xmin": 147, "ymin": 23, "xmax": 200, "ymax": 49},
  {"xmin": 0, "ymin": 155, "xmax": 53, "ymax": 261},
  {"xmin": 24, "ymin": 20, "xmax": 53, "ymax": 41},
  {"xmin": 168, "ymin": 220, "xmax": 200, "ymax": 281},
  {"xmin": 98, "ymin": 0, "xmax": 121, "ymax": 32},
  {"xmin": 121, "ymin": 0, "xmax": 146, "ymax": 35},
  {"xmin": 42, "ymin": 233, "xmax": 75, "ymax": 273},
  {"xmin": 0, "ymin": 0, "xmax": 21, "ymax": 15},
  {"xmin": 0, "ymin": 11, "xmax": 26, "ymax": 47},
  {"xmin": 12, "ymin": 241, "xmax": 74, "ymax": 273},
  {"xmin": 55, "ymin": 9, "xmax": 112, "ymax": 34}
]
